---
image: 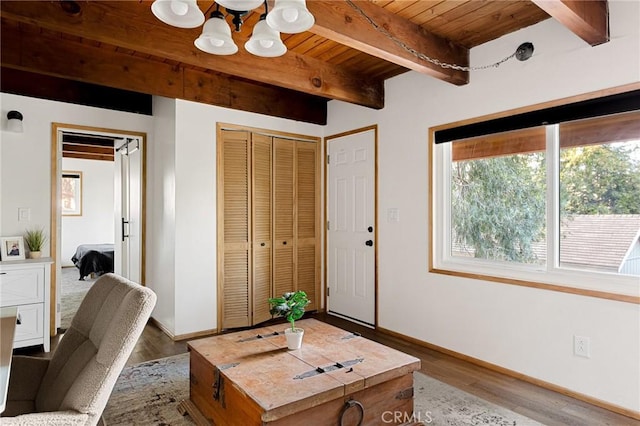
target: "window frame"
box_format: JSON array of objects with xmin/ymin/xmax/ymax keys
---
[
  {"xmin": 61, "ymin": 170, "xmax": 83, "ymax": 216},
  {"xmin": 429, "ymin": 85, "xmax": 640, "ymax": 304}
]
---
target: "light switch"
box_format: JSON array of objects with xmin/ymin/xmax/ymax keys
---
[
  {"xmin": 387, "ymin": 208, "xmax": 400, "ymax": 223},
  {"xmin": 18, "ymin": 207, "xmax": 31, "ymax": 222}
]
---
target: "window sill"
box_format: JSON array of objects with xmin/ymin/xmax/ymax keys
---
[{"xmin": 429, "ymin": 263, "xmax": 640, "ymax": 304}]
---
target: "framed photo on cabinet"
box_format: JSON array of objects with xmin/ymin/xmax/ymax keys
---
[{"xmin": 1, "ymin": 236, "xmax": 26, "ymax": 260}]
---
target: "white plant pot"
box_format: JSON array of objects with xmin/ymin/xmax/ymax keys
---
[{"xmin": 284, "ymin": 327, "xmax": 304, "ymax": 350}]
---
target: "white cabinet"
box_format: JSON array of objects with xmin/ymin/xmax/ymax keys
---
[{"xmin": 0, "ymin": 259, "xmax": 52, "ymax": 352}]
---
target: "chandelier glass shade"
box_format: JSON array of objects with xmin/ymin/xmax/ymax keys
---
[
  {"xmin": 194, "ymin": 10, "xmax": 238, "ymax": 55},
  {"xmin": 151, "ymin": 0, "xmax": 315, "ymax": 58},
  {"xmin": 216, "ymin": 0, "xmax": 263, "ymax": 10},
  {"xmin": 151, "ymin": 0, "xmax": 205, "ymax": 28},
  {"xmin": 245, "ymin": 15, "xmax": 287, "ymax": 57},
  {"xmin": 267, "ymin": 0, "xmax": 315, "ymax": 34}
]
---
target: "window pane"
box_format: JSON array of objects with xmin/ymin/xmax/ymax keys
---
[
  {"xmin": 61, "ymin": 171, "xmax": 82, "ymax": 216},
  {"xmin": 559, "ymin": 112, "xmax": 640, "ymax": 276},
  {"xmin": 450, "ymin": 129, "xmax": 546, "ymax": 264}
]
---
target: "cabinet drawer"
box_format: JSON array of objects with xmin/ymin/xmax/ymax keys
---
[
  {"xmin": 14, "ymin": 303, "xmax": 44, "ymax": 343},
  {"xmin": 0, "ymin": 268, "xmax": 44, "ymax": 306}
]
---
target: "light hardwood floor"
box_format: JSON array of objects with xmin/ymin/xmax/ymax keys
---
[{"xmin": 31, "ymin": 312, "xmax": 639, "ymax": 426}]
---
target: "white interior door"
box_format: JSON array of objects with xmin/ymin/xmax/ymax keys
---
[
  {"xmin": 327, "ymin": 128, "xmax": 376, "ymax": 326},
  {"xmin": 114, "ymin": 137, "xmax": 142, "ymax": 283}
]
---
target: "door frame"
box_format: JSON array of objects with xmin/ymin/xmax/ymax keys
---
[
  {"xmin": 324, "ymin": 125, "xmax": 378, "ymax": 328},
  {"xmin": 49, "ymin": 122, "xmax": 147, "ymax": 336}
]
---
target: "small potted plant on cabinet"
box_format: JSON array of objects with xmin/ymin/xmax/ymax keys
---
[
  {"xmin": 24, "ymin": 227, "xmax": 47, "ymax": 259},
  {"xmin": 269, "ymin": 291, "xmax": 310, "ymax": 350}
]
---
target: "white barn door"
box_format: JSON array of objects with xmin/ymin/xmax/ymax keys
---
[
  {"xmin": 326, "ymin": 127, "xmax": 376, "ymax": 327},
  {"xmin": 114, "ymin": 137, "xmax": 142, "ymax": 283}
]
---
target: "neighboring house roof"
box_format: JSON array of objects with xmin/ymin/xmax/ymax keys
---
[
  {"xmin": 559, "ymin": 214, "xmax": 640, "ymax": 271},
  {"xmin": 454, "ymin": 215, "xmax": 640, "ymax": 273}
]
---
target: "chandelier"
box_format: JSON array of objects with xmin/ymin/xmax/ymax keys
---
[{"xmin": 151, "ymin": 0, "xmax": 314, "ymax": 57}]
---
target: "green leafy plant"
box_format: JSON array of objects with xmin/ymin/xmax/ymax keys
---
[
  {"xmin": 24, "ymin": 227, "xmax": 48, "ymax": 252},
  {"xmin": 268, "ymin": 291, "xmax": 310, "ymax": 332}
]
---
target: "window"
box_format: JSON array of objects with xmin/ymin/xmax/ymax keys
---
[
  {"xmin": 450, "ymin": 127, "xmax": 547, "ymax": 266},
  {"xmin": 61, "ymin": 171, "xmax": 83, "ymax": 216},
  {"xmin": 558, "ymin": 114, "xmax": 640, "ymax": 276},
  {"xmin": 432, "ymin": 96, "xmax": 640, "ymax": 301}
]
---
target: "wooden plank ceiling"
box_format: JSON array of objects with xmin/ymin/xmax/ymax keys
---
[{"xmin": 0, "ymin": 1, "xmax": 608, "ymax": 124}]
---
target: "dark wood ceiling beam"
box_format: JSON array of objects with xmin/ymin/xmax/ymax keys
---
[
  {"xmin": 531, "ymin": 0, "xmax": 608, "ymax": 46},
  {"xmin": 308, "ymin": 0, "xmax": 468, "ymax": 85},
  {"xmin": 0, "ymin": 1, "xmax": 384, "ymax": 109},
  {"xmin": 1, "ymin": 66, "xmax": 153, "ymax": 115},
  {"xmin": 1, "ymin": 24, "xmax": 328, "ymax": 125}
]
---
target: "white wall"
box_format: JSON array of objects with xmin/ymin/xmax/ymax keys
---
[
  {"xmin": 61, "ymin": 158, "xmax": 115, "ymax": 267},
  {"xmin": 150, "ymin": 98, "xmax": 324, "ymax": 337},
  {"xmin": 146, "ymin": 97, "xmax": 177, "ymax": 334},
  {"xmin": 1, "ymin": 91, "xmax": 323, "ymax": 339},
  {"xmin": 326, "ymin": 0, "xmax": 640, "ymax": 413},
  {"xmin": 0, "ymin": 95, "xmax": 155, "ymax": 330},
  {"xmin": 0, "ymin": 94, "xmax": 154, "ymax": 271}
]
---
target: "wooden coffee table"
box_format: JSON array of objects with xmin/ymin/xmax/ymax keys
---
[{"xmin": 178, "ymin": 318, "xmax": 420, "ymax": 425}]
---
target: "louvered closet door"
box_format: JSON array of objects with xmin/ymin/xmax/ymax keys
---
[
  {"xmin": 251, "ymin": 134, "xmax": 273, "ymax": 325},
  {"xmin": 295, "ymin": 142, "xmax": 319, "ymax": 311},
  {"xmin": 220, "ymin": 130, "xmax": 251, "ymax": 329},
  {"xmin": 273, "ymin": 138, "xmax": 295, "ymax": 298}
]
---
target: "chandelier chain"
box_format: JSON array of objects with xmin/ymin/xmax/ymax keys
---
[{"xmin": 345, "ymin": 0, "xmax": 518, "ymax": 71}]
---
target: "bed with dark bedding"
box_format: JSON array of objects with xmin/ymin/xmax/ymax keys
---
[{"xmin": 71, "ymin": 243, "xmax": 115, "ymax": 280}]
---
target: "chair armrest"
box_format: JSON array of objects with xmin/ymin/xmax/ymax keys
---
[
  {"xmin": 0, "ymin": 410, "xmax": 89, "ymax": 425},
  {"xmin": 7, "ymin": 356, "xmax": 50, "ymax": 401}
]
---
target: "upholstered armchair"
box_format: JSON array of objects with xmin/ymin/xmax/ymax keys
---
[{"xmin": 1, "ymin": 273, "xmax": 156, "ymax": 425}]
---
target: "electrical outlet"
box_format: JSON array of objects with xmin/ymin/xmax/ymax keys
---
[{"xmin": 574, "ymin": 335, "xmax": 591, "ymax": 358}]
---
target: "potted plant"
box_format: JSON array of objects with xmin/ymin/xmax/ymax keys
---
[
  {"xmin": 24, "ymin": 227, "xmax": 48, "ymax": 259},
  {"xmin": 268, "ymin": 291, "xmax": 310, "ymax": 350}
]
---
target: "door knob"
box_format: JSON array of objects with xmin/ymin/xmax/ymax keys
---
[
  {"xmin": 365, "ymin": 240, "xmax": 373, "ymax": 247},
  {"xmin": 368, "ymin": 226, "xmax": 373, "ymax": 233}
]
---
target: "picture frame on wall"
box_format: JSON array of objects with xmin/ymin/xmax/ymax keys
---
[
  {"xmin": 0, "ymin": 236, "xmax": 26, "ymax": 261},
  {"xmin": 62, "ymin": 171, "xmax": 83, "ymax": 216}
]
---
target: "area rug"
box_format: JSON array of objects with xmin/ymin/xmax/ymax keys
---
[
  {"xmin": 413, "ymin": 372, "xmax": 543, "ymax": 425},
  {"xmin": 60, "ymin": 267, "xmax": 98, "ymax": 330},
  {"xmin": 103, "ymin": 353, "xmax": 544, "ymax": 425},
  {"xmin": 103, "ymin": 354, "xmax": 192, "ymax": 425}
]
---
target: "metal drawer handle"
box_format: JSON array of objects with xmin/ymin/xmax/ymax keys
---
[{"xmin": 16, "ymin": 313, "xmax": 22, "ymax": 325}]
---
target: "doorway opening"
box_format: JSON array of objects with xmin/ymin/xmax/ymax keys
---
[{"xmin": 50, "ymin": 123, "xmax": 146, "ymax": 335}]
